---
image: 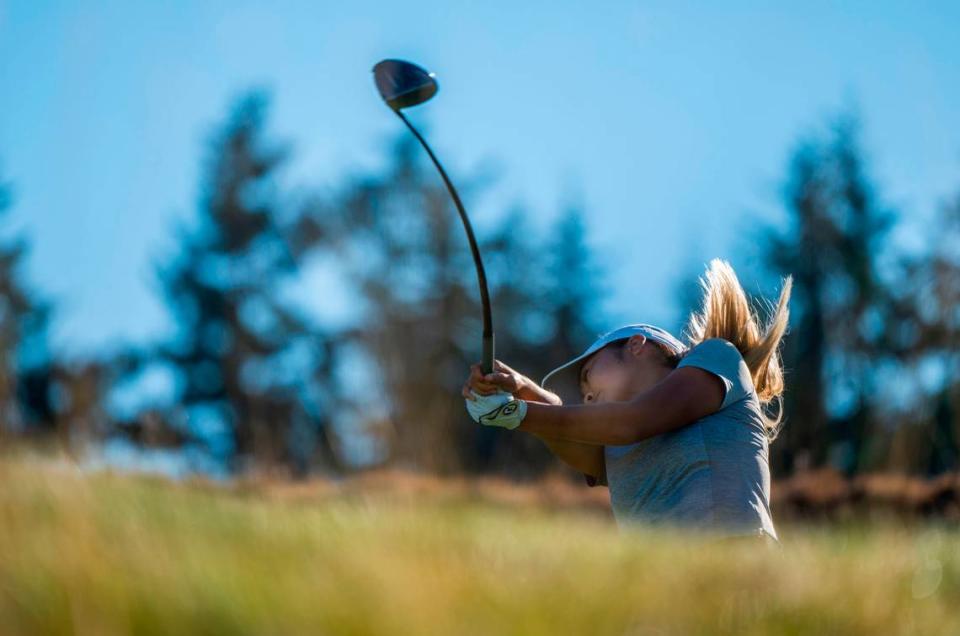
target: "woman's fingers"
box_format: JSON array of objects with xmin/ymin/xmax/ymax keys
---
[
  {"xmin": 470, "ymin": 363, "xmax": 487, "ymax": 383},
  {"xmin": 484, "ymin": 372, "xmax": 518, "ymax": 391},
  {"xmin": 463, "ymin": 384, "xmax": 494, "ymax": 399},
  {"xmin": 465, "ymin": 363, "xmax": 500, "ymax": 394},
  {"xmin": 470, "ymin": 365, "xmax": 497, "ymax": 385},
  {"xmin": 466, "ymin": 361, "xmax": 525, "ymax": 399},
  {"xmin": 490, "ymin": 361, "xmax": 526, "ymax": 391},
  {"xmin": 493, "ymin": 359, "xmax": 518, "ymax": 375},
  {"xmin": 464, "ymin": 385, "xmax": 496, "ymax": 399}
]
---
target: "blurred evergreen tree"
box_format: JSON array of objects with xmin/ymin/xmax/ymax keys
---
[
  {"xmin": 0, "ymin": 171, "xmax": 54, "ymax": 438},
  {"xmin": 153, "ymin": 92, "xmax": 340, "ymax": 476},
  {"xmin": 762, "ymin": 113, "xmax": 895, "ymax": 476},
  {"xmin": 920, "ymin": 189, "xmax": 960, "ymax": 474},
  {"xmin": 323, "ymin": 134, "xmax": 486, "ymax": 473},
  {"xmin": 541, "ymin": 205, "xmax": 609, "ymax": 373},
  {"xmin": 884, "ymin": 184, "xmax": 960, "ymax": 474}
]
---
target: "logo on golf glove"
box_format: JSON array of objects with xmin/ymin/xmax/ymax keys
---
[{"xmin": 465, "ymin": 390, "xmax": 527, "ymax": 430}]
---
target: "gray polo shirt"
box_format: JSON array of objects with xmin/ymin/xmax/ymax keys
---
[{"xmin": 585, "ymin": 338, "xmax": 779, "ymax": 542}]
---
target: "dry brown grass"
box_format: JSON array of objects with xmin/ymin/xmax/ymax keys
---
[{"xmin": 1, "ymin": 454, "xmax": 959, "ymax": 635}]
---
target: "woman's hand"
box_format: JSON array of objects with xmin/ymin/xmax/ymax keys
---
[
  {"xmin": 464, "ymin": 390, "xmax": 527, "ymax": 429},
  {"xmin": 462, "ymin": 359, "xmax": 528, "ymax": 401}
]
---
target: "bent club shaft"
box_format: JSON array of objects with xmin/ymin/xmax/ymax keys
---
[{"xmin": 394, "ymin": 109, "xmax": 495, "ymax": 375}]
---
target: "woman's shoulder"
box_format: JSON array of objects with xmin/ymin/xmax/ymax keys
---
[
  {"xmin": 677, "ymin": 338, "xmax": 753, "ymax": 410},
  {"xmin": 679, "ymin": 338, "xmax": 744, "ymax": 366},
  {"xmin": 689, "ymin": 337, "xmax": 740, "ymax": 351}
]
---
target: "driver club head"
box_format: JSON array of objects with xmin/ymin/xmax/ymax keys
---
[{"xmin": 372, "ymin": 59, "xmax": 438, "ymax": 110}]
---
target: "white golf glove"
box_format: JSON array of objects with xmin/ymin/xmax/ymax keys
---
[{"xmin": 465, "ymin": 389, "xmax": 528, "ymax": 430}]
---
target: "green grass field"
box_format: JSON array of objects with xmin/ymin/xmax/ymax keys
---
[{"xmin": 1, "ymin": 456, "xmax": 958, "ymax": 635}]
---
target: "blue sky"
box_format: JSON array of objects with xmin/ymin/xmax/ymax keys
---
[{"xmin": 2, "ymin": 1, "xmax": 959, "ymax": 358}]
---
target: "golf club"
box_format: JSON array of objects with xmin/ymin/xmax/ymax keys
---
[{"xmin": 372, "ymin": 59, "xmax": 495, "ymax": 376}]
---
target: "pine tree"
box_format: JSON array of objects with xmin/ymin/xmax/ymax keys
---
[
  {"xmin": 542, "ymin": 205, "xmax": 608, "ymax": 372},
  {"xmin": 326, "ymin": 133, "xmax": 482, "ymax": 473},
  {"xmin": 886, "ymin": 184, "xmax": 960, "ymax": 474},
  {"xmin": 0, "ymin": 172, "xmax": 52, "ymax": 437},
  {"xmin": 154, "ymin": 92, "xmax": 339, "ymax": 475},
  {"xmin": 762, "ymin": 113, "xmax": 895, "ymax": 475}
]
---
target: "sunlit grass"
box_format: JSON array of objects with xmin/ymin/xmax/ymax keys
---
[{"xmin": 1, "ymin": 455, "xmax": 958, "ymax": 635}]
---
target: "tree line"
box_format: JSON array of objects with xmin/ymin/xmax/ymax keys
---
[{"xmin": 1, "ymin": 92, "xmax": 957, "ymax": 480}]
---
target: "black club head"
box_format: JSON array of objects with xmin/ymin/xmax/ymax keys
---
[{"xmin": 372, "ymin": 59, "xmax": 438, "ymax": 110}]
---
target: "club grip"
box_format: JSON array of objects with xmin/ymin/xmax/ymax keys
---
[{"xmin": 482, "ymin": 333, "xmax": 495, "ymax": 376}]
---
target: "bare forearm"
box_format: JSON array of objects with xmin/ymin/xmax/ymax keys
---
[
  {"xmin": 516, "ymin": 377, "xmax": 562, "ymax": 406},
  {"xmin": 516, "ymin": 377, "xmax": 563, "ymax": 406},
  {"xmin": 518, "ymin": 401, "xmax": 654, "ymax": 445},
  {"xmin": 517, "ymin": 368, "xmax": 714, "ymax": 445}
]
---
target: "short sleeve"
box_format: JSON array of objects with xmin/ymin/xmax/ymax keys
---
[{"xmin": 676, "ymin": 338, "xmax": 753, "ymax": 410}]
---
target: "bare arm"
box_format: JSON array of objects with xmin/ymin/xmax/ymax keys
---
[
  {"xmin": 517, "ymin": 366, "xmax": 725, "ymax": 445},
  {"xmin": 514, "ymin": 379, "xmax": 563, "ymax": 405}
]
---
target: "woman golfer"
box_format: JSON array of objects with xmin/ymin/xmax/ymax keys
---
[{"xmin": 462, "ymin": 259, "xmax": 791, "ymax": 545}]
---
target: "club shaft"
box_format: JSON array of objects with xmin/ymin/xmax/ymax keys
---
[{"xmin": 395, "ymin": 109, "xmax": 495, "ymax": 375}]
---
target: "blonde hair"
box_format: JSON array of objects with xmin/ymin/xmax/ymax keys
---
[{"xmin": 682, "ymin": 259, "xmax": 793, "ymax": 440}]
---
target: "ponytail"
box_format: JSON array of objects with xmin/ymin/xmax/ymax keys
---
[{"xmin": 683, "ymin": 259, "xmax": 793, "ymax": 440}]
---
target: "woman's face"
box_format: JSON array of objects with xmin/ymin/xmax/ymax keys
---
[
  {"xmin": 578, "ymin": 344, "xmax": 634, "ymax": 404},
  {"xmin": 578, "ymin": 336, "xmax": 671, "ymax": 404}
]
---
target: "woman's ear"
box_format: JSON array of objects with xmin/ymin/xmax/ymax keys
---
[{"xmin": 626, "ymin": 334, "xmax": 647, "ymax": 357}]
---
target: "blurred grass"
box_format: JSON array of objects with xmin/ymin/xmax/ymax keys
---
[{"xmin": 1, "ymin": 456, "xmax": 958, "ymax": 635}]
